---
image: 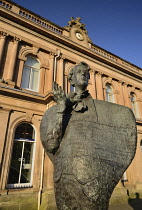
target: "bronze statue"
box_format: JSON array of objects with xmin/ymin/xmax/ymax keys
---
[{"xmin": 40, "ymin": 62, "xmax": 137, "ymax": 210}]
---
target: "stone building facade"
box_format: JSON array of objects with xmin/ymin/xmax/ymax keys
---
[{"xmin": 0, "ymin": 0, "xmax": 142, "ymax": 209}]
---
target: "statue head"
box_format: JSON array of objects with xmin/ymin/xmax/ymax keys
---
[{"xmin": 68, "ymin": 62, "xmax": 90, "ymax": 92}]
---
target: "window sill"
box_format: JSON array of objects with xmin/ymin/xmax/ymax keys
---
[
  {"xmin": 21, "ymin": 88, "xmax": 39, "ymax": 94},
  {"xmin": 0, "ymin": 187, "xmax": 39, "ymax": 195},
  {"xmin": 7, "ymin": 183, "xmax": 33, "ymax": 189}
]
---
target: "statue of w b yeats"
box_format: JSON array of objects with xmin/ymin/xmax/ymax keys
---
[{"xmin": 40, "ymin": 62, "xmax": 137, "ymax": 210}]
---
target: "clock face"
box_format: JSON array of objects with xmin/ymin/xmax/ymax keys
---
[{"xmin": 76, "ymin": 32, "xmax": 84, "ymax": 40}]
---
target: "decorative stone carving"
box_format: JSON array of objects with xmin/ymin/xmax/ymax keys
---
[
  {"xmin": 49, "ymin": 51, "xmax": 55, "ymax": 58},
  {"xmin": 64, "ymin": 17, "xmax": 92, "ymax": 46},
  {"xmin": 18, "ymin": 46, "xmax": 49, "ymax": 69},
  {"xmin": 26, "ymin": 113, "xmax": 33, "ymax": 122},
  {"xmin": 18, "ymin": 46, "xmax": 39, "ymax": 60},
  {"xmin": 103, "ymin": 76, "xmax": 113, "ymax": 89},
  {"xmin": 67, "ymin": 17, "xmax": 87, "ymax": 33},
  {"xmin": 13, "ymin": 36, "xmax": 21, "ymax": 43},
  {"xmin": 0, "ymin": 31, "xmax": 8, "ymax": 38}
]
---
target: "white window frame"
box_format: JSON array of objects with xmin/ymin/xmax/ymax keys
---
[
  {"xmin": 21, "ymin": 57, "xmax": 40, "ymax": 92},
  {"xmin": 106, "ymin": 84, "xmax": 114, "ymax": 103},
  {"xmin": 7, "ymin": 124, "xmax": 36, "ymax": 189},
  {"xmin": 130, "ymin": 92, "xmax": 139, "ymax": 118}
]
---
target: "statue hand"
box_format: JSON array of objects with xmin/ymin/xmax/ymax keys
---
[{"xmin": 53, "ymin": 82, "xmax": 67, "ymax": 106}]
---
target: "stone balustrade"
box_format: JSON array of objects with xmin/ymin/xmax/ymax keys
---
[
  {"xmin": 19, "ymin": 10, "xmax": 63, "ymax": 35},
  {"xmin": 0, "ymin": 0, "xmax": 141, "ymax": 74},
  {"xmin": 0, "ymin": 0, "xmax": 12, "ymax": 9},
  {"xmin": 0, "ymin": 0, "xmax": 63, "ymax": 35},
  {"xmin": 91, "ymin": 44, "xmax": 142, "ymax": 74},
  {"xmin": 121, "ymin": 61, "xmax": 142, "ymax": 73},
  {"xmin": 91, "ymin": 45, "xmax": 117, "ymax": 62}
]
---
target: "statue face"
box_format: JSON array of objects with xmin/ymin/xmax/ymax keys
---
[{"xmin": 72, "ymin": 66, "xmax": 90, "ymax": 90}]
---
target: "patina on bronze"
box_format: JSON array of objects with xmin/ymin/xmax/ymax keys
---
[{"xmin": 40, "ymin": 62, "xmax": 137, "ymax": 210}]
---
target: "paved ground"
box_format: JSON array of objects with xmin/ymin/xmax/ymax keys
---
[
  {"xmin": 109, "ymin": 197, "xmax": 142, "ymax": 210},
  {"xmin": 109, "ymin": 204, "xmax": 133, "ymax": 210}
]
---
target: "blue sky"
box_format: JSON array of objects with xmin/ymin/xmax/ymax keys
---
[{"xmin": 12, "ymin": 0, "xmax": 142, "ymax": 68}]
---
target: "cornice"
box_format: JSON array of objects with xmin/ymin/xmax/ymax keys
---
[
  {"xmin": 0, "ymin": 84, "xmax": 53, "ymax": 105},
  {"xmin": 0, "ymin": 101, "xmax": 44, "ymax": 116},
  {"xmin": 0, "ymin": 0, "xmax": 63, "ymax": 32},
  {"xmin": 1, "ymin": 6, "xmax": 142, "ymax": 83},
  {"xmin": 0, "ymin": 31, "xmax": 9, "ymax": 37}
]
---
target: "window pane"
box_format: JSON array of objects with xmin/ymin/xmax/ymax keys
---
[
  {"xmin": 30, "ymin": 69, "xmax": 39, "ymax": 91},
  {"xmin": 106, "ymin": 84, "xmax": 114, "ymax": 103},
  {"xmin": 106, "ymin": 84, "xmax": 112, "ymax": 94},
  {"xmin": 21, "ymin": 57, "xmax": 40, "ymax": 91},
  {"xmin": 130, "ymin": 93, "xmax": 139, "ymax": 117},
  {"xmin": 20, "ymin": 142, "xmax": 34, "ymax": 183},
  {"xmin": 15, "ymin": 123, "xmax": 35, "ymax": 140},
  {"xmin": 21, "ymin": 66, "xmax": 30, "ymax": 89},
  {"xmin": 7, "ymin": 141, "xmax": 23, "ymax": 184},
  {"xmin": 32, "ymin": 61, "xmax": 40, "ymax": 69},
  {"xmin": 25, "ymin": 57, "xmax": 40, "ymax": 69},
  {"xmin": 7, "ymin": 124, "xmax": 35, "ymax": 186}
]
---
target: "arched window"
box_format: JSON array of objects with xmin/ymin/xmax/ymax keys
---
[
  {"xmin": 21, "ymin": 56, "xmax": 40, "ymax": 92},
  {"xmin": 130, "ymin": 92, "xmax": 139, "ymax": 118},
  {"xmin": 106, "ymin": 83, "xmax": 114, "ymax": 103},
  {"xmin": 7, "ymin": 123, "xmax": 35, "ymax": 188}
]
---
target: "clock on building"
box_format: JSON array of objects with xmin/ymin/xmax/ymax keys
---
[{"xmin": 75, "ymin": 32, "xmax": 84, "ymax": 40}]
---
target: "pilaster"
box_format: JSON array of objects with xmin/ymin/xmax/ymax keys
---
[
  {"xmin": 0, "ymin": 108, "xmax": 11, "ymax": 171},
  {"xmin": 122, "ymin": 83, "xmax": 131, "ymax": 108},
  {"xmin": 16, "ymin": 58, "xmax": 26, "ymax": 87},
  {"xmin": 0, "ymin": 107, "xmax": 12, "ymax": 190},
  {"xmin": 56, "ymin": 56, "xmax": 64, "ymax": 88},
  {"xmin": 39, "ymin": 67, "xmax": 46, "ymax": 93},
  {"xmin": 89, "ymin": 69, "xmax": 96, "ymax": 99},
  {"xmin": 0, "ymin": 31, "xmax": 8, "ymax": 68},
  {"xmin": 6, "ymin": 37, "xmax": 21, "ymax": 84},
  {"xmin": 45, "ymin": 52, "xmax": 54, "ymax": 92},
  {"xmin": 136, "ymin": 90, "xmax": 142, "ymax": 118},
  {"xmin": 95, "ymin": 71, "xmax": 104, "ymax": 100},
  {"xmin": 117, "ymin": 81, "xmax": 125, "ymax": 105},
  {"xmin": 112, "ymin": 80, "xmax": 119, "ymax": 104}
]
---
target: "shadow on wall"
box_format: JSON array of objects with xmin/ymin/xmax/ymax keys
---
[{"xmin": 128, "ymin": 192, "xmax": 142, "ymax": 210}]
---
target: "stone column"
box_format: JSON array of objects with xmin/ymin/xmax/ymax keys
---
[
  {"xmin": 95, "ymin": 71, "xmax": 104, "ymax": 100},
  {"xmin": 122, "ymin": 83, "xmax": 131, "ymax": 108},
  {"xmin": 139, "ymin": 90, "xmax": 142, "ymax": 118},
  {"xmin": 0, "ymin": 108, "xmax": 10, "ymax": 173},
  {"xmin": 117, "ymin": 81, "xmax": 125, "ymax": 105},
  {"xmin": 136, "ymin": 90, "xmax": 142, "ymax": 118},
  {"xmin": 0, "ymin": 31, "xmax": 8, "ymax": 67},
  {"xmin": 16, "ymin": 58, "xmax": 26, "ymax": 87},
  {"xmin": 112, "ymin": 80, "xmax": 119, "ymax": 104},
  {"xmin": 88, "ymin": 70, "xmax": 96, "ymax": 99},
  {"xmin": 45, "ymin": 52, "xmax": 54, "ymax": 92},
  {"xmin": 39, "ymin": 67, "xmax": 46, "ymax": 93},
  {"xmin": 57, "ymin": 57, "xmax": 64, "ymax": 88},
  {"xmin": 64, "ymin": 75, "xmax": 68, "ymax": 93},
  {"xmin": 6, "ymin": 37, "xmax": 20, "ymax": 83}
]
